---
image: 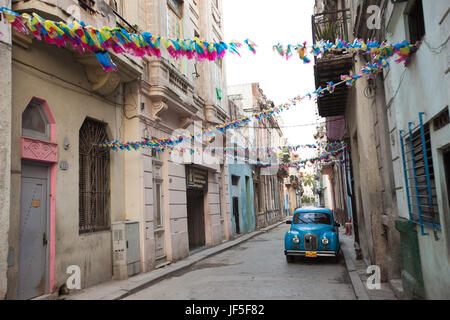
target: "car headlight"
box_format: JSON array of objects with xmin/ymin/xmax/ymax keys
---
[
  {"xmin": 292, "ymin": 236, "xmax": 300, "ymax": 244},
  {"xmin": 322, "ymin": 237, "xmax": 329, "ymax": 245}
]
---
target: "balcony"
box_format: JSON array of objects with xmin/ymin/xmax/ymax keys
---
[
  {"xmin": 312, "ymin": 9, "xmax": 353, "ymax": 117},
  {"xmin": 11, "ymin": 0, "xmax": 143, "ymax": 95}
]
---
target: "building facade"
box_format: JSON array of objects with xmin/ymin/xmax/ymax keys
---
[
  {"xmin": 6, "ymin": 0, "xmax": 145, "ymax": 299},
  {"xmin": 0, "ymin": 0, "xmax": 12, "ymax": 301},
  {"xmin": 226, "ymin": 99, "xmax": 255, "ymax": 236},
  {"xmin": 313, "ymin": 0, "xmax": 399, "ymax": 286},
  {"xmin": 382, "ymin": 0, "xmax": 450, "ymax": 299},
  {"xmin": 3, "ymin": 0, "xmax": 235, "ymax": 299},
  {"xmin": 228, "ymin": 83, "xmax": 286, "ymax": 230},
  {"xmin": 121, "ymin": 0, "xmax": 231, "ymax": 274},
  {"xmin": 315, "ymin": 0, "xmax": 450, "ymax": 299}
]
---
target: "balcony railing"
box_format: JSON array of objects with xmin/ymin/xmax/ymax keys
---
[
  {"xmin": 110, "ymin": 7, "xmax": 138, "ymax": 33},
  {"xmin": 312, "ymin": 8, "xmax": 353, "ymax": 118},
  {"xmin": 311, "ymin": 9, "xmax": 350, "ymax": 45}
]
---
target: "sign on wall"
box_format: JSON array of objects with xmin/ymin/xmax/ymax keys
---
[{"xmin": 186, "ymin": 166, "xmax": 208, "ymax": 191}]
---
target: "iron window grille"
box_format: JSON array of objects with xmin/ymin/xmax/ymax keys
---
[
  {"xmin": 79, "ymin": 118, "xmax": 111, "ymax": 234},
  {"xmin": 400, "ymin": 112, "xmax": 440, "ymax": 235}
]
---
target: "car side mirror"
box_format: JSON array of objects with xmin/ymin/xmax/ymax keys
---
[
  {"xmin": 334, "ymin": 223, "xmax": 341, "ymax": 227},
  {"xmin": 286, "ymin": 220, "xmax": 292, "ymax": 225}
]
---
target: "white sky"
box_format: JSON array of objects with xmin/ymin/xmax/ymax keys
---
[{"xmin": 223, "ymin": 0, "xmax": 321, "ymax": 159}]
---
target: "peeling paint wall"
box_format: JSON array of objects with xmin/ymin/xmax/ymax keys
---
[
  {"xmin": 7, "ymin": 38, "xmax": 128, "ymax": 299},
  {"xmin": 384, "ymin": 0, "xmax": 450, "ymax": 299}
]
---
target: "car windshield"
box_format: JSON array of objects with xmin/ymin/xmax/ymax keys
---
[{"xmin": 293, "ymin": 212, "xmax": 331, "ymax": 225}]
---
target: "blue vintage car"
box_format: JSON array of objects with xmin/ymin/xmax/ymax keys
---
[{"xmin": 284, "ymin": 207, "xmax": 341, "ymax": 263}]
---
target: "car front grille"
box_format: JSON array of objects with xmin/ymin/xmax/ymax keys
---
[{"xmin": 304, "ymin": 233, "xmax": 318, "ymax": 251}]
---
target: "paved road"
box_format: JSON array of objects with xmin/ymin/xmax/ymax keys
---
[{"xmin": 125, "ymin": 224, "xmax": 356, "ymax": 300}]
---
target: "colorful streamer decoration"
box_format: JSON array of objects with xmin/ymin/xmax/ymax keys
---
[
  {"xmin": 340, "ymin": 74, "xmax": 362, "ymax": 88},
  {"xmin": 0, "ymin": 7, "xmax": 254, "ymax": 71},
  {"xmin": 162, "ymin": 141, "xmax": 348, "ymax": 157},
  {"xmin": 255, "ymin": 145, "xmax": 350, "ymax": 169},
  {"xmin": 97, "ymin": 51, "xmax": 416, "ymax": 153},
  {"xmin": 169, "ymin": 144, "xmax": 350, "ymax": 169},
  {"xmin": 273, "ymin": 39, "xmax": 420, "ymax": 66}
]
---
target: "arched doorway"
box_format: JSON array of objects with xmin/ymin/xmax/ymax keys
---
[{"xmin": 19, "ymin": 98, "xmax": 57, "ymax": 299}]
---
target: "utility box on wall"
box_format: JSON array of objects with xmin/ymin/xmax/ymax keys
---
[{"xmin": 112, "ymin": 221, "xmax": 141, "ymax": 280}]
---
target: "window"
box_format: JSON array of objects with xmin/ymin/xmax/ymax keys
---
[
  {"xmin": 215, "ymin": 59, "xmax": 222, "ymax": 101},
  {"xmin": 153, "ymin": 176, "xmax": 163, "ymax": 228},
  {"xmin": 151, "ymin": 148, "xmax": 161, "ymax": 160},
  {"xmin": 22, "ymin": 99, "xmax": 50, "ymax": 141},
  {"xmin": 107, "ymin": 0, "xmax": 123, "ymax": 15},
  {"xmin": 152, "ymin": 147, "xmax": 164, "ymax": 228},
  {"xmin": 294, "ymin": 212, "xmax": 332, "ymax": 225},
  {"xmin": 407, "ymin": 0, "xmax": 425, "ymax": 43},
  {"xmin": 218, "ymin": 169, "xmax": 223, "ymax": 219},
  {"xmin": 151, "ymin": 137, "xmax": 163, "ymax": 160},
  {"xmin": 433, "ymin": 108, "xmax": 449, "ymax": 131},
  {"xmin": 400, "ymin": 113, "xmax": 440, "ymax": 234},
  {"xmin": 444, "ymin": 148, "xmax": 450, "ymax": 211},
  {"xmin": 231, "ymin": 175, "xmax": 240, "ymax": 186},
  {"xmin": 79, "ymin": 118, "xmax": 110, "ymax": 234},
  {"xmin": 270, "ymin": 178, "xmax": 276, "ymax": 209},
  {"xmin": 167, "ymin": 0, "xmax": 184, "ymax": 74}
]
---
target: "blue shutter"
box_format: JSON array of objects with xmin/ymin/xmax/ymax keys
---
[{"xmin": 399, "ymin": 112, "xmax": 440, "ymax": 235}]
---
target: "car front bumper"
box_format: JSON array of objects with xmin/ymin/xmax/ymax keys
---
[{"xmin": 285, "ymin": 250, "xmax": 337, "ymax": 257}]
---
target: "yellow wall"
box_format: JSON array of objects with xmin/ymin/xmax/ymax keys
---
[{"xmin": 8, "ymin": 39, "xmax": 126, "ymax": 297}]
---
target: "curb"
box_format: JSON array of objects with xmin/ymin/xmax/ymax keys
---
[
  {"xmin": 68, "ymin": 221, "xmax": 285, "ymax": 300},
  {"xmin": 340, "ymin": 233, "xmax": 370, "ymax": 300}
]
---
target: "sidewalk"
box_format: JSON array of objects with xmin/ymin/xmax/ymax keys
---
[
  {"xmin": 65, "ymin": 221, "xmax": 285, "ymax": 300},
  {"xmin": 339, "ymin": 228, "xmax": 400, "ymax": 300}
]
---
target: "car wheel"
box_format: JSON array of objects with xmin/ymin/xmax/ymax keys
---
[{"xmin": 286, "ymin": 255, "xmax": 294, "ymax": 263}]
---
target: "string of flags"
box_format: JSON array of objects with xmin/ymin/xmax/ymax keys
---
[
  {"xmin": 164, "ymin": 141, "xmax": 348, "ymax": 155},
  {"xmin": 0, "ymin": 7, "xmax": 422, "ymax": 160},
  {"xmin": 272, "ymin": 39, "xmax": 420, "ymax": 66},
  {"xmin": 1, "ymin": 7, "xmax": 420, "ymax": 72},
  {"xmin": 97, "ymin": 53, "xmax": 412, "ymax": 153},
  {"xmin": 255, "ymin": 145, "xmax": 350, "ymax": 169},
  {"xmin": 0, "ymin": 7, "xmax": 255, "ymax": 72},
  {"xmin": 172, "ymin": 143, "xmax": 350, "ymax": 169}
]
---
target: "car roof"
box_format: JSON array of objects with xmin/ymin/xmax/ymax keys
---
[{"xmin": 293, "ymin": 207, "xmax": 333, "ymax": 215}]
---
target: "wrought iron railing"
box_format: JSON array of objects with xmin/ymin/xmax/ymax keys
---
[
  {"xmin": 110, "ymin": 5, "xmax": 138, "ymax": 33},
  {"xmin": 311, "ymin": 9, "xmax": 350, "ymax": 45}
]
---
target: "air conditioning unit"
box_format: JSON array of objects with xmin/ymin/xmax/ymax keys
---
[{"xmin": 112, "ymin": 221, "xmax": 141, "ymax": 280}]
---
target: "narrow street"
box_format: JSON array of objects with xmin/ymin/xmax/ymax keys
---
[
  {"xmin": 2, "ymin": 0, "xmax": 448, "ymax": 302},
  {"xmin": 125, "ymin": 224, "xmax": 356, "ymax": 300}
]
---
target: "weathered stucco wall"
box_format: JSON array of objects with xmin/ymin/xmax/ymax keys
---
[
  {"xmin": 8, "ymin": 39, "xmax": 126, "ymax": 298},
  {"xmin": 228, "ymin": 164, "xmax": 255, "ymax": 235},
  {"xmin": 0, "ymin": 0, "xmax": 12, "ymax": 300},
  {"xmin": 384, "ymin": 0, "xmax": 450, "ymax": 299},
  {"xmin": 346, "ymin": 57, "xmax": 388, "ymax": 280}
]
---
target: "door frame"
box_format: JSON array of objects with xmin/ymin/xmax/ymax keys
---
[
  {"xmin": 19, "ymin": 161, "xmax": 51, "ymax": 297},
  {"xmin": 20, "ymin": 97, "xmax": 57, "ymax": 295}
]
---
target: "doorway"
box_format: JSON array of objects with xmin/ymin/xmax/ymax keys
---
[
  {"xmin": 186, "ymin": 189, "xmax": 206, "ymax": 250},
  {"xmin": 233, "ymin": 197, "xmax": 240, "ymax": 234},
  {"xmin": 18, "ymin": 163, "xmax": 49, "ymax": 300}
]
